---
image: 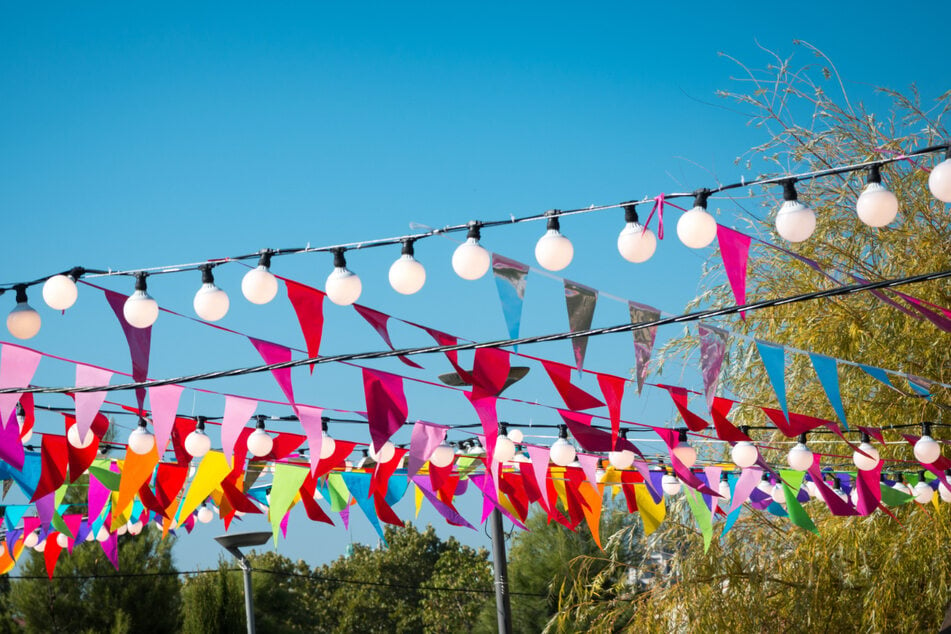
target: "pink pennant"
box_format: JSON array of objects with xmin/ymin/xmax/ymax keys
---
[
  {"xmin": 295, "ymin": 404, "xmax": 324, "ymax": 474},
  {"xmin": 362, "ymin": 369, "xmax": 408, "ymax": 454},
  {"xmin": 284, "ymin": 279, "xmax": 325, "ymax": 373},
  {"xmin": 148, "ymin": 383, "xmax": 183, "ymax": 456},
  {"xmin": 716, "ymin": 226, "xmax": 752, "ymax": 318},
  {"xmin": 526, "ymin": 445, "xmax": 551, "ymax": 511},
  {"xmin": 728, "ymin": 467, "xmax": 762, "ymax": 513},
  {"xmin": 64, "ymin": 515, "xmax": 83, "ymax": 554},
  {"xmin": 73, "ymin": 364, "xmax": 113, "ymax": 438},
  {"xmin": 576, "ymin": 453, "xmax": 600, "ymax": 490},
  {"xmin": 703, "ymin": 466, "xmax": 723, "ymax": 511},
  {"xmin": 354, "ymin": 304, "xmax": 423, "ymax": 369},
  {"xmin": 249, "ymin": 338, "xmax": 295, "ymax": 404},
  {"xmin": 595, "ymin": 373, "xmax": 626, "ymax": 448},
  {"xmin": 540, "ymin": 359, "xmax": 605, "ymax": 411},
  {"xmin": 655, "ymin": 427, "xmax": 717, "ymax": 496},
  {"xmin": 0, "ymin": 344, "xmax": 42, "ymax": 428},
  {"xmin": 408, "ymin": 421, "xmax": 447, "ymax": 477},
  {"xmin": 221, "ymin": 396, "xmax": 258, "ymax": 466}
]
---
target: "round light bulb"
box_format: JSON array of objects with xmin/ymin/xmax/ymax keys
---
[
  {"xmin": 787, "ymin": 442, "xmax": 814, "ymax": 471},
  {"xmin": 676, "ymin": 206, "xmax": 717, "ymax": 249},
  {"xmin": 247, "ymin": 428, "xmax": 274, "ymax": 457},
  {"xmin": 928, "ymin": 158, "xmax": 951, "ymax": 203},
  {"xmin": 672, "ymin": 441, "xmax": 697, "ymax": 469},
  {"xmin": 507, "ymin": 428, "xmax": 524, "ymax": 444},
  {"xmin": 494, "ymin": 435, "xmax": 516, "ymax": 463},
  {"xmin": 325, "ymin": 267, "xmax": 362, "ymax": 306},
  {"xmin": 850, "ymin": 487, "xmax": 859, "ymax": 506},
  {"xmin": 661, "ymin": 474, "xmax": 682, "ymax": 496},
  {"xmin": 128, "ymin": 424, "xmax": 155, "ymax": 455},
  {"xmin": 892, "ymin": 480, "xmax": 913, "ymax": 497},
  {"xmin": 242, "ymin": 265, "xmax": 279, "ymax": 304},
  {"xmin": 731, "ymin": 441, "xmax": 759, "ymax": 469},
  {"xmin": 914, "ymin": 435, "xmax": 941, "ymax": 464},
  {"xmin": 388, "ymin": 254, "xmax": 426, "ymax": 295},
  {"xmin": 914, "ymin": 480, "xmax": 934, "ymax": 504},
  {"xmin": 23, "ymin": 531, "xmax": 38, "ymax": 549},
  {"xmin": 608, "ymin": 448, "xmax": 635, "ymax": 470},
  {"xmin": 128, "ymin": 520, "xmax": 143, "ymax": 535},
  {"xmin": 194, "ymin": 283, "xmax": 230, "ymax": 321},
  {"xmin": 7, "ymin": 301, "xmax": 41, "ymax": 340},
  {"xmin": 452, "ymin": 238, "xmax": 491, "ymax": 280},
  {"xmin": 534, "ymin": 229, "xmax": 574, "ymax": 271},
  {"xmin": 116, "ymin": 523, "xmax": 128, "ymax": 536},
  {"xmin": 617, "ymin": 223, "xmax": 657, "ymax": 263},
  {"xmin": 34, "ymin": 539, "xmax": 46, "ymax": 553},
  {"xmin": 775, "ymin": 200, "xmax": 816, "ymax": 243},
  {"xmin": 756, "ymin": 478, "xmax": 773, "ymax": 495},
  {"xmin": 56, "ymin": 533, "xmax": 69, "ymax": 548},
  {"xmin": 67, "ymin": 425, "xmax": 95, "ymax": 449},
  {"xmin": 42, "ymin": 274, "xmax": 79, "ymax": 311},
  {"xmin": 939, "ymin": 480, "xmax": 951, "ymax": 503},
  {"xmin": 96, "ymin": 527, "xmax": 110, "ymax": 542},
  {"xmin": 319, "ymin": 435, "xmax": 336, "ymax": 460},
  {"xmin": 428, "ymin": 441, "xmax": 455, "ymax": 468},
  {"xmin": 20, "ymin": 427, "xmax": 32, "ymax": 444},
  {"xmin": 718, "ymin": 478, "xmax": 731, "ymax": 505},
  {"xmin": 197, "ymin": 506, "xmax": 214, "ymax": 524},
  {"xmin": 852, "ymin": 442, "xmax": 880, "ymax": 471},
  {"xmin": 184, "ymin": 428, "xmax": 211, "ymax": 458},
  {"xmin": 771, "ymin": 483, "xmax": 787, "ymax": 505},
  {"xmin": 805, "ymin": 479, "xmax": 818, "ymax": 499},
  {"xmin": 856, "ymin": 182, "xmax": 899, "ymax": 227},
  {"xmin": 369, "ymin": 440, "xmax": 396, "ymax": 464},
  {"xmin": 123, "ymin": 291, "xmax": 159, "ymax": 329},
  {"xmin": 549, "ymin": 437, "xmax": 577, "ymax": 467},
  {"xmin": 85, "ymin": 530, "xmax": 95, "ymax": 542}
]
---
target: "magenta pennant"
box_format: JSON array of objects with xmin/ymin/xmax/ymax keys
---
[
  {"xmin": 628, "ymin": 302, "xmax": 660, "ymax": 394},
  {"xmin": 148, "ymin": 383, "xmax": 183, "ymax": 456},
  {"xmin": 249, "ymin": 338, "xmax": 295, "ymax": 404},
  {"xmin": 221, "ymin": 396, "xmax": 258, "ymax": 466},
  {"xmin": 362, "ymin": 369, "xmax": 408, "ymax": 454},
  {"xmin": 716, "ymin": 226, "xmax": 752, "ymax": 318},
  {"xmin": 698, "ymin": 324, "xmax": 728, "ymax": 412},
  {"xmin": 470, "ymin": 473, "xmax": 527, "ymax": 529},
  {"xmin": 0, "ymin": 344, "xmax": 42, "ymax": 428},
  {"xmin": 526, "ymin": 445, "xmax": 551, "ymax": 511},
  {"xmin": 0, "ymin": 409, "xmax": 24, "ymax": 470},
  {"xmin": 100, "ymin": 530, "xmax": 119, "ymax": 570},
  {"xmin": 470, "ymin": 347, "xmax": 511, "ymax": 399},
  {"xmin": 540, "ymin": 359, "xmax": 605, "ymax": 411},
  {"xmin": 408, "ymin": 421, "xmax": 447, "ymax": 477},
  {"xmin": 294, "ymin": 404, "xmax": 324, "ymax": 474},
  {"xmin": 103, "ymin": 289, "xmax": 151, "ymax": 410},
  {"xmin": 595, "ymin": 372, "xmax": 626, "ymax": 448},
  {"xmin": 73, "ymin": 364, "xmax": 113, "ymax": 438},
  {"xmin": 655, "ymin": 427, "xmax": 717, "ymax": 496},
  {"xmin": 420, "ymin": 327, "xmax": 470, "ymax": 382},
  {"xmin": 564, "ymin": 280, "xmax": 598, "ymax": 372},
  {"xmin": 855, "ymin": 464, "xmax": 883, "ymax": 516},
  {"xmin": 412, "ymin": 476, "xmax": 474, "ymax": 529},
  {"xmin": 807, "ymin": 463, "xmax": 858, "ymax": 516},
  {"xmin": 353, "ymin": 304, "xmax": 423, "ymax": 369},
  {"xmin": 88, "ymin": 473, "xmax": 111, "ymax": 525},
  {"xmin": 465, "ymin": 394, "xmax": 499, "ymax": 462}
]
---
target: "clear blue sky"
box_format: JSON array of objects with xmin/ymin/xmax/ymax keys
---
[{"xmin": 1, "ymin": 2, "xmax": 948, "ymax": 569}]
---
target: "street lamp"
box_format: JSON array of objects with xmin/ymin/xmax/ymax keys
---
[{"xmin": 214, "ymin": 531, "xmax": 271, "ymax": 634}]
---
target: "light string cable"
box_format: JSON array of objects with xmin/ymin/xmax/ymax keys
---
[
  {"xmin": 0, "ymin": 141, "xmax": 947, "ymax": 290},
  {"xmin": 3, "ymin": 266, "xmax": 949, "ymax": 394}
]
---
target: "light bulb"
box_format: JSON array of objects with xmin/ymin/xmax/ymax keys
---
[
  {"xmin": 42, "ymin": 270, "xmax": 80, "ymax": 310},
  {"xmin": 122, "ymin": 273, "xmax": 159, "ymax": 329},
  {"xmin": 856, "ymin": 166, "xmax": 898, "ymax": 227},
  {"xmin": 20, "ymin": 426, "xmax": 32, "ymax": 444},
  {"xmin": 494, "ymin": 434, "xmax": 516, "ymax": 463},
  {"xmin": 247, "ymin": 419, "xmax": 274, "ymax": 457},
  {"xmin": 452, "ymin": 223, "xmax": 491, "ymax": 280},
  {"xmin": 318, "ymin": 433, "xmax": 336, "ymax": 461},
  {"xmin": 388, "ymin": 241, "xmax": 426, "ymax": 295},
  {"xmin": 325, "ymin": 250, "xmax": 362, "ymax": 306},
  {"xmin": 787, "ymin": 436, "xmax": 814, "ymax": 471},
  {"xmin": 67, "ymin": 425, "xmax": 95, "ymax": 449},
  {"xmin": 242, "ymin": 251, "xmax": 279, "ymax": 304},
  {"xmin": 775, "ymin": 181, "xmax": 815, "ymax": 243},
  {"xmin": 116, "ymin": 523, "xmax": 128, "ymax": 536},
  {"xmin": 23, "ymin": 531, "xmax": 38, "ymax": 549},
  {"xmin": 128, "ymin": 520, "xmax": 143, "ymax": 535},
  {"xmin": 928, "ymin": 152, "xmax": 951, "ymax": 203},
  {"xmin": 617, "ymin": 205, "xmax": 657, "ymax": 263},
  {"xmin": 671, "ymin": 431, "xmax": 696, "ymax": 468},
  {"xmin": 771, "ymin": 483, "xmax": 787, "ymax": 505},
  {"xmin": 193, "ymin": 266, "xmax": 230, "ymax": 321},
  {"xmin": 197, "ymin": 506, "xmax": 214, "ymax": 524},
  {"xmin": 608, "ymin": 447, "xmax": 635, "ymax": 470},
  {"xmin": 7, "ymin": 286, "xmax": 41, "ymax": 340},
  {"xmin": 914, "ymin": 428, "xmax": 941, "ymax": 464},
  {"xmin": 34, "ymin": 539, "xmax": 46, "ymax": 553},
  {"xmin": 534, "ymin": 213, "xmax": 573, "ymax": 271},
  {"xmin": 676, "ymin": 190, "xmax": 717, "ymax": 249},
  {"xmin": 428, "ymin": 441, "xmax": 455, "ymax": 468},
  {"xmin": 805, "ymin": 478, "xmax": 818, "ymax": 500},
  {"xmin": 549, "ymin": 432, "xmax": 577, "ymax": 467},
  {"xmin": 852, "ymin": 441, "xmax": 880, "ymax": 471},
  {"xmin": 507, "ymin": 428, "xmax": 524, "ymax": 444},
  {"xmin": 892, "ymin": 478, "xmax": 913, "ymax": 497},
  {"xmin": 940, "ymin": 473, "xmax": 951, "ymax": 503},
  {"xmin": 661, "ymin": 474, "xmax": 682, "ymax": 496},
  {"xmin": 914, "ymin": 478, "xmax": 934, "ymax": 504},
  {"xmin": 184, "ymin": 419, "xmax": 211, "ymax": 458},
  {"xmin": 56, "ymin": 533, "xmax": 69, "ymax": 548},
  {"xmin": 718, "ymin": 477, "xmax": 731, "ymax": 504},
  {"xmin": 756, "ymin": 476, "xmax": 773, "ymax": 495},
  {"xmin": 850, "ymin": 486, "xmax": 859, "ymax": 506},
  {"xmin": 731, "ymin": 440, "xmax": 759, "ymax": 469},
  {"xmin": 96, "ymin": 526, "xmax": 110, "ymax": 542},
  {"xmin": 369, "ymin": 440, "xmax": 396, "ymax": 464},
  {"xmin": 128, "ymin": 419, "xmax": 155, "ymax": 455}
]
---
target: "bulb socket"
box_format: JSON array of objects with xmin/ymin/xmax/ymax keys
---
[
  {"xmin": 137, "ymin": 418, "xmax": 148, "ymax": 430},
  {"xmin": 781, "ymin": 179, "xmax": 799, "ymax": 202},
  {"xmin": 321, "ymin": 416, "xmax": 329, "ymax": 433},
  {"xmin": 255, "ymin": 415, "xmax": 267, "ymax": 430},
  {"xmin": 257, "ymin": 250, "xmax": 273, "ymax": 268},
  {"xmin": 199, "ymin": 265, "xmax": 215, "ymax": 284},
  {"xmin": 400, "ymin": 240, "xmax": 415, "ymax": 256},
  {"xmin": 692, "ymin": 188, "xmax": 711, "ymax": 210},
  {"xmin": 499, "ymin": 422, "xmax": 509, "ymax": 435},
  {"xmin": 558, "ymin": 424, "xmax": 568, "ymax": 439},
  {"xmin": 798, "ymin": 433, "xmax": 808, "ymax": 444},
  {"xmin": 922, "ymin": 421, "xmax": 933, "ymax": 437},
  {"xmin": 332, "ymin": 249, "xmax": 347, "ymax": 269},
  {"xmin": 867, "ymin": 164, "xmax": 883, "ymax": 184},
  {"xmin": 623, "ymin": 204, "xmax": 639, "ymax": 224},
  {"xmin": 133, "ymin": 272, "xmax": 148, "ymax": 292},
  {"xmin": 67, "ymin": 266, "xmax": 86, "ymax": 282},
  {"xmin": 860, "ymin": 431, "xmax": 870, "ymax": 444},
  {"xmin": 545, "ymin": 210, "xmax": 561, "ymax": 231},
  {"xmin": 13, "ymin": 285, "xmax": 28, "ymax": 304},
  {"xmin": 677, "ymin": 428, "xmax": 688, "ymax": 443},
  {"xmin": 196, "ymin": 416, "xmax": 206, "ymax": 431},
  {"xmin": 465, "ymin": 222, "xmax": 482, "ymax": 240}
]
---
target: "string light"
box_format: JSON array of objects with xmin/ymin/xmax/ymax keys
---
[
  {"xmin": 852, "ymin": 432, "xmax": 881, "ymax": 471},
  {"xmin": 67, "ymin": 424, "xmax": 96, "ymax": 449},
  {"xmin": 913, "ymin": 422, "xmax": 941, "ymax": 464},
  {"xmin": 369, "ymin": 440, "xmax": 396, "ymax": 463},
  {"xmin": 661, "ymin": 471, "xmax": 682, "ymax": 496},
  {"xmin": 241, "ymin": 250, "xmax": 279, "ymax": 304},
  {"xmin": 775, "ymin": 180, "xmax": 816, "ymax": 243},
  {"xmin": 197, "ymin": 504, "xmax": 214, "ymax": 524},
  {"xmin": 939, "ymin": 470, "xmax": 951, "ymax": 503},
  {"xmin": 771, "ymin": 481, "xmax": 787, "ymax": 506},
  {"xmin": 856, "ymin": 165, "xmax": 899, "ymax": 227},
  {"xmin": 193, "ymin": 265, "xmax": 230, "ymax": 322},
  {"xmin": 617, "ymin": 204, "xmax": 657, "ymax": 263},
  {"xmin": 671, "ymin": 429, "xmax": 697, "ymax": 469},
  {"xmin": 42, "ymin": 267, "xmax": 83, "ymax": 311},
  {"xmin": 608, "ymin": 429, "xmax": 635, "ymax": 469},
  {"xmin": 718, "ymin": 472, "xmax": 731, "ymax": 505},
  {"xmin": 319, "ymin": 418, "xmax": 336, "ymax": 460},
  {"xmin": 731, "ymin": 428, "xmax": 759, "ymax": 469},
  {"xmin": 676, "ymin": 189, "xmax": 717, "ymax": 249},
  {"xmin": 928, "ymin": 146, "xmax": 951, "ymax": 203},
  {"xmin": 493, "ymin": 423, "xmax": 516, "ymax": 463},
  {"xmin": 123, "ymin": 273, "xmax": 159, "ymax": 329},
  {"xmin": 787, "ymin": 433, "xmax": 814, "ymax": 471},
  {"xmin": 549, "ymin": 425, "xmax": 577, "ymax": 467},
  {"xmin": 534, "ymin": 211, "xmax": 574, "ymax": 271},
  {"xmin": 247, "ymin": 415, "xmax": 274, "ymax": 457},
  {"xmin": 128, "ymin": 418, "xmax": 155, "ymax": 455},
  {"xmin": 913, "ymin": 471, "xmax": 934, "ymax": 504},
  {"xmin": 325, "ymin": 249, "xmax": 362, "ymax": 306},
  {"xmin": 506, "ymin": 427, "xmax": 524, "ymax": 444},
  {"xmin": 184, "ymin": 416, "xmax": 212, "ymax": 458},
  {"xmin": 429, "ymin": 440, "xmax": 456, "ymax": 468},
  {"xmin": 388, "ymin": 240, "xmax": 427, "ymax": 295},
  {"xmin": 451, "ymin": 222, "xmax": 491, "ymax": 280},
  {"xmin": 7, "ymin": 285, "xmax": 41, "ymax": 340}
]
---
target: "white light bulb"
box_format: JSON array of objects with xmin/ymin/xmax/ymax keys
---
[
  {"xmin": 197, "ymin": 506, "xmax": 214, "ymax": 524},
  {"xmin": 771, "ymin": 483, "xmax": 787, "ymax": 505},
  {"xmin": 775, "ymin": 200, "xmax": 816, "ymax": 243},
  {"xmin": 731, "ymin": 441, "xmax": 759, "ymax": 469},
  {"xmin": 672, "ymin": 441, "xmax": 697, "ymax": 469},
  {"xmin": 676, "ymin": 206, "xmax": 717, "ymax": 249},
  {"xmin": 128, "ymin": 520, "xmax": 143, "ymax": 535},
  {"xmin": 96, "ymin": 526, "xmax": 110, "ymax": 542},
  {"xmin": 23, "ymin": 532, "xmax": 38, "ymax": 549},
  {"xmin": 319, "ymin": 435, "xmax": 336, "ymax": 460},
  {"xmin": 116, "ymin": 523, "xmax": 128, "ymax": 536},
  {"xmin": 850, "ymin": 487, "xmax": 859, "ymax": 506},
  {"xmin": 549, "ymin": 437, "xmax": 577, "ymax": 467},
  {"xmin": 608, "ymin": 448, "xmax": 635, "ymax": 470},
  {"xmin": 507, "ymin": 428, "xmax": 524, "ymax": 444},
  {"xmin": 787, "ymin": 442, "xmax": 814, "ymax": 471},
  {"xmin": 534, "ymin": 221, "xmax": 574, "ymax": 271},
  {"xmin": 805, "ymin": 479, "xmax": 818, "ymax": 500},
  {"xmin": 242, "ymin": 260, "xmax": 279, "ymax": 305},
  {"xmin": 452, "ymin": 237, "xmax": 491, "ymax": 280},
  {"xmin": 42, "ymin": 274, "xmax": 79, "ymax": 310},
  {"xmin": 369, "ymin": 440, "xmax": 396, "ymax": 464},
  {"xmin": 56, "ymin": 533, "xmax": 69, "ymax": 548},
  {"xmin": 661, "ymin": 474, "xmax": 682, "ymax": 496},
  {"xmin": 718, "ymin": 478, "xmax": 731, "ymax": 505},
  {"xmin": 852, "ymin": 442, "xmax": 880, "ymax": 471},
  {"xmin": 123, "ymin": 275, "xmax": 159, "ymax": 329},
  {"xmin": 7, "ymin": 287, "xmax": 41, "ymax": 339},
  {"xmin": 247, "ymin": 427, "xmax": 274, "ymax": 457},
  {"xmin": 914, "ymin": 480, "xmax": 934, "ymax": 504},
  {"xmin": 128, "ymin": 423, "xmax": 155, "ymax": 455},
  {"xmin": 85, "ymin": 530, "xmax": 95, "ymax": 542},
  {"xmin": 34, "ymin": 539, "xmax": 46, "ymax": 553},
  {"xmin": 914, "ymin": 435, "xmax": 941, "ymax": 464},
  {"xmin": 756, "ymin": 478, "xmax": 773, "ymax": 495},
  {"xmin": 325, "ymin": 258, "xmax": 362, "ymax": 306},
  {"xmin": 428, "ymin": 441, "xmax": 455, "ymax": 468},
  {"xmin": 892, "ymin": 480, "xmax": 913, "ymax": 497},
  {"xmin": 494, "ymin": 435, "xmax": 517, "ymax": 463},
  {"xmin": 617, "ymin": 222, "xmax": 657, "ymax": 263},
  {"xmin": 928, "ymin": 157, "xmax": 951, "ymax": 203},
  {"xmin": 856, "ymin": 182, "xmax": 899, "ymax": 227},
  {"xmin": 184, "ymin": 428, "xmax": 211, "ymax": 458},
  {"xmin": 939, "ymin": 479, "xmax": 951, "ymax": 503},
  {"xmin": 194, "ymin": 283, "xmax": 230, "ymax": 321},
  {"xmin": 67, "ymin": 425, "xmax": 95, "ymax": 449},
  {"xmin": 388, "ymin": 244, "xmax": 426, "ymax": 295}
]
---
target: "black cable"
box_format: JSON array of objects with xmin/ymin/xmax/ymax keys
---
[{"xmin": 3, "ymin": 266, "xmax": 949, "ymax": 395}]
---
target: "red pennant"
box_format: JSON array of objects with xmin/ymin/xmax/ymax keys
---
[
  {"xmin": 314, "ymin": 440, "xmax": 357, "ymax": 480},
  {"xmin": 154, "ymin": 463, "xmax": 189, "ymax": 510},
  {"xmin": 518, "ymin": 461, "xmax": 544, "ymax": 505},
  {"xmin": 595, "ymin": 372, "xmax": 626, "ymax": 448},
  {"xmin": 761, "ymin": 407, "xmax": 836, "ymax": 438},
  {"xmin": 44, "ymin": 535, "xmax": 64, "ymax": 579},
  {"xmin": 710, "ymin": 398, "xmax": 748, "ymax": 442},
  {"xmin": 137, "ymin": 482, "xmax": 168, "ymax": 517},
  {"xmin": 299, "ymin": 474, "xmax": 335, "ymax": 525},
  {"xmin": 540, "ymin": 359, "xmax": 605, "ymax": 411},
  {"xmin": 354, "ymin": 304, "xmax": 424, "ymax": 369},
  {"xmin": 663, "ymin": 386, "xmax": 710, "ymax": 432},
  {"xmin": 253, "ymin": 431, "xmax": 306, "ymax": 463},
  {"xmin": 63, "ymin": 413, "xmax": 106, "ymax": 483},
  {"xmin": 499, "ymin": 472, "xmax": 530, "ymax": 522},
  {"xmin": 221, "ymin": 479, "xmax": 263, "ymax": 514},
  {"xmin": 559, "ymin": 410, "xmax": 639, "ymax": 455},
  {"xmin": 373, "ymin": 492, "xmax": 404, "ymax": 527},
  {"xmin": 363, "ymin": 369, "xmax": 408, "ymax": 454},
  {"xmin": 170, "ymin": 417, "xmax": 198, "ymax": 466},
  {"xmin": 421, "ymin": 327, "xmax": 471, "ymax": 383},
  {"xmin": 32, "ymin": 434, "xmax": 69, "ymax": 502},
  {"xmin": 18, "ymin": 392, "xmax": 35, "ymax": 441},
  {"xmin": 370, "ymin": 447, "xmax": 407, "ymax": 498},
  {"xmin": 470, "ymin": 347, "xmax": 511, "ymax": 398},
  {"xmin": 284, "ymin": 279, "xmax": 326, "ymax": 373}
]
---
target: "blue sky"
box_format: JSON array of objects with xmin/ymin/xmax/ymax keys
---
[{"xmin": 1, "ymin": 2, "xmax": 949, "ymax": 569}]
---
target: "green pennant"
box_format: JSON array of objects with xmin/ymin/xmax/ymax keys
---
[
  {"xmin": 269, "ymin": 463, "xmax": 308, "ymax": 544},
  {"xmin": 880, "ymin": 483, "xmax": 913, "ymax": 506},
  {"xmin": 454, "ymin": 456, "xmax": 480, "ymax": 479},
  {"xmin": 327, "ymin": 473, "xmax": 349, "ymax": 512},
  {"xmin": 87, "ymin": 466, "xmax": 121, "ymax": 491},
  {"xmin": 781, "ymin": 481, "xmax": 818, "ymax": 535},
  {"xmin": 51, "ymin": 512, "xmax": 73, "ymax": 539},
  {"xmin": 683, "ymin": 488, "xmax": 713, "ymax": 552}
]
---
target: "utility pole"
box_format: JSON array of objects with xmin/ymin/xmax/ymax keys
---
[{"xmin": 489, "ymin": 508, "xmax": 513, "ymax": 634}]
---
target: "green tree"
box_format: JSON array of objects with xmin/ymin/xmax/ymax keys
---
[
  {"xmin": 181, "ymin": 558, "xmax": 245, "ymax": 634},
  {"xmin": 557, "ymin": 44, "xmax": 951, "ymax": 632}
]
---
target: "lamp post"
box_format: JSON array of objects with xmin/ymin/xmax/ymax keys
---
[{"xmin": 214, "ymin": 531, "xmax": 272, "ymax": 634}]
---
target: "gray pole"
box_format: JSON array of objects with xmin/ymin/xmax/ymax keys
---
[
  {"xmin": 489, "ymin": 507, "xmax": 513, "ymax": 634},
  {"xmin": 236, "ymin": 554, "xmax": 256, "ymax": 634}
]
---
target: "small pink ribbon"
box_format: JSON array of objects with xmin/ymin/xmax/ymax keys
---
[
  {"xmin": 874, "ymin": 147, "xmax": 927, "ymax": 172},
  {"xmin": 644, "ymin": 193, "xmax": 666, "ymax": 239}
]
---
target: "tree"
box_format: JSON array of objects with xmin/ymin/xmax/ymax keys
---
[
  {"xmin": 9, "ymin": 525, "xmax": 181, "ymax": 633},
  {"xmin": 555, "ymin": 44, "xmax": 951, "ymax": 632}
]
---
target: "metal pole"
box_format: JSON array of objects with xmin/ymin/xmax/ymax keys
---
[
  {"xmin": 489, "ymin": 507, "xmax": 513, "ymax": 634},
  {"xmin": 238, "ymin": 555, "xmax": 256, "ymax": 634}
]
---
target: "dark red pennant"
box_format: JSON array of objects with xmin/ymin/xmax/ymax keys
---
[
  {"xmin": 663, "ymin": 386, "xmax": 710, "ymax": 432},
  {"xmin": 370, "ymin": 447, "xmax": 407, "ymax": 498},
  {"xmin": 32, "ymin": 435, "xmax": 69, "ymax": 502},
  {"xmin": 313, "ymin": 440, "xmax": 357, "ymax": 480},
  {"xmin": 354, "ymin": 304, "xmax": 424, "ymax": 369},
  {"xmin": 284, "ymin": 279, "xmax": 326, "ymax": 372},
  {"xmin": 170, "ymin": 417, "xmax": 198, "ymax": 466},
  {"xmin": 540, "ymin": 359, "xmax": 605, "ymax": 411},
  {"xmin": 298, "ymin": 474, "xmax": 335, "ymax": 525}
]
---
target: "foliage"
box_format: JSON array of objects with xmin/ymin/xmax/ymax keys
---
[
  {"xmin": 8, "ymin": 526, "xmax": 181, "ymax": 633},
  {"xmin": 556, "ymin": 44, "xmax": 951, "ymax": 632},
  {"xmin": 181, "ymin": 558, "xmax": 245, "ymax": 634}
]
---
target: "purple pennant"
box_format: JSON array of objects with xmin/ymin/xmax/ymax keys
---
[
  {"xmin": 407, "ymin": 421, "xmax": 447, "ymax": 478},
  {"xmin": 35, "ymin": 492, "xmax": 56, "ymax": 531},
  {"xmin": 470, "ymin": 473, "xmax": 527, "ymax": 529},
  {"xmin": 628, "ymin": 302, "xmax": 660, "ymax": 395},
  {"xmin": 0, "ymin": 409, "xmax": 25, "ymax": 471},
  {"xmin": 353, "ymin": 305, "xmax": 424, "ymax": 369},
  {"xmin": 0, "ymin": 344, "xmax": 42, "ymax": 428},
  {"xmin": 103, "ymin": 289, "xmax": 151, "ymax": 411},
  {"xmin": 412, "ymin": 476, "xmax": 474, "ymax": 529},
  {"xmin": 633, "ymin": 460, "xmax": 661, "ymax": 503},
  {"xmin": 576, "ymin": 454, "xmax": 600, "ymax": 490},
  {"xmin": 698, "ymin": 324, "xmax": 728, "ymax": 412},
  {"xmin": 655, "ymin": 428, "xmax": 717, "ymax": 496},
  {"xmin": 728, "ymin": 468, "xmax": 763, "ymax": 513},
  {"xmin": 100, "ymin": 530, "xmax": 119, "ymax": 570},
  {"xmin": 564, "ymin": 279, "xmax": 598, "ymax": 372}
]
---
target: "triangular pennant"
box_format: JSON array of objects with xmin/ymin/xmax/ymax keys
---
[
  {"xmin": 540, "ymin": 359, "xmax": 605, "ymax": 411},
  {"xmin": 808, "ymin": 353, "xmax": 848, "ymax": 430},
  {"xmin": 73, "ymin": 364, "xmax": 112, "ymax": 438},
  {"xmin": 756, "ymin": 341, "xmax": 788, "ymax": 421},
  {"xmin": 31, "ymin": 435, "xmax": 68, "ymax": 503},
  {"xmin": 103, "ymin": 289, "xmax": 151, "ymax": 410},
  {"xmin": 362, "ymin": 369, "xmax": 407, "ymax": 454},
  {"xmin": 628, "ymin": 302, "xmax": 660, "ymax": 394},
  {"xmin": 492, "ymin": 254, "xmax": 529, "ymax": 348},
  {"xmin": 249, "ymin": 338, "xmax": 296, "ymax": 404},
  {"xmin": 698, "ymin": 324, "xmax": 728, "ymax": 412},
  {"xmin": 284, "ymin": 279, "xmax": 325, "ymax": 373},
  {"xmin": 294, "ymin": 405, "xmax": 324, "ymax": 475},
  {"xmin": 716, "ymin": 226, "xmax": 752, "ymax": 318},
  {"xmin": 663, "ymin": 385, "xmax": 710, "ymax": 432},
  {"xmin": 407, "ymin": 421, "xmax": 447, "ymax": 478},
  {"xmin": 563, "ymin": 279, "xmax": 598, "ymax": 372},
  {"xmin": 353, "ymin": 304, "xmax": 423, "ymax": 369},
  {"xmin": 0, "ymin": 344, "xmax": 42, "ymax": 428},
  {"xmin": 148, "ymin": 383, "xmax": 184, "ymax": 456},
  {"xmin": 220, "ymin": 396, "xmax": 258, "ymax": 467},
  {"xmin": 269, "ymin": 463, "xmax": 309, "ymax": 544}
]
